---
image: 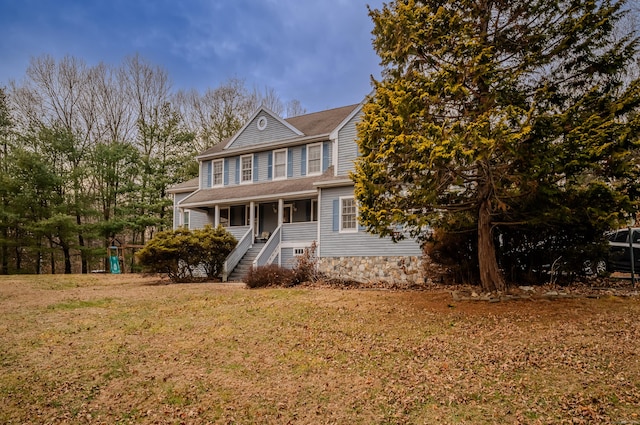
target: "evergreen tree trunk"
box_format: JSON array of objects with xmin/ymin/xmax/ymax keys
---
[
  {"xmin": 62, "ymin": 243, "xmax": 72, "ymax": 274},
  {"xmin": 77, "ymin": 213, "xmax": 87, "ymax": 273},
  {"xmin": 48, "ymin": 240, "xmax": 55, "ymax": 274},
  {"xmin": 1, "ymin": 228, "xmax": 8, "ymax": 275},
  {"xmin": 14, "ymin": 245, "xmax": 21, "ymax": 272},
  {"xmin": 478, "ymin": 198, "xmax": 505, "ymax": 292}
]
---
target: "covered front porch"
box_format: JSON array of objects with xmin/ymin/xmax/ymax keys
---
[
  {"xmin": 208, "ymin": 197, "xmax": 318, "ymax": 242},
  {"xmin": 180, "ymin": 197, "xmax": 318, "ymax": 281}
]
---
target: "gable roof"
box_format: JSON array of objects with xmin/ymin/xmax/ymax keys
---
[
  {"xmin": 166, "ymin": 177, "xmax": 199, "ymax": 194},
  {"xmin": 286, "ymin": 104, "xmax": 360, "ymax": 136},
  {"xmin": 196, "ymin": 103, "xmax": 361, "ymax": 160},
  {"xmin": 223, "ymin": 105, "xmax": 303, "ymax": 150}
]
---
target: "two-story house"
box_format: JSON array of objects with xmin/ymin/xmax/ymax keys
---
[{"xmin": 169, "ymin": 101, "xmax": 425, "ymax": 284}]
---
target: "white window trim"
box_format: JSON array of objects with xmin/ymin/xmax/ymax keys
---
[
  {"xmin": 339, "ymin": 196, "xmax": 358, "ymax": 233},
  {"xmin": 212, "ymin": 159, "xmax": 224, "ymax": 187},
  {"xmin": 182, "ymin": 210, "xmax": 190, "ymax": 230},
  {"xmin": 240, "ymin": 154, "xmax": 253, "ymax": 184},
  {"xmin": 273, "ymin": 148, "xmax": 288, "ymax": 181},
  {"xmin": 307, "ymin": 143, "xmax": 323, "ymax": 176}
]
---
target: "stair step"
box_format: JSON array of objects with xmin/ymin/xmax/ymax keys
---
[{"xmin": 226, "ymin": 242, "xmax": 268, "ymax": 281}]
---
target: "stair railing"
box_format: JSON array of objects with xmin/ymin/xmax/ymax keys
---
[
  {"xmin": 222, "ymin": 226, "xmax": 253, "ymax": 282},
  {"xmin": 253, "ymin": 225, "xmax": 282, "ymax": 268}
]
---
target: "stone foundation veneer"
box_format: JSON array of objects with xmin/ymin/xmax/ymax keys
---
[{"xmin": 317, "ymin": 256, "xmax": 425, "ymax": 286}]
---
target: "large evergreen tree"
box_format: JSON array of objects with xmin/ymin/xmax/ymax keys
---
[{"xmin": 354, "ymin": 0, "xmax": 640, "ymax": 291}]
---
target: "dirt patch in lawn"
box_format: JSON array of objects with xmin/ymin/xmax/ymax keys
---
[{"xmin": 1, "ymin": 274, "xmax": 639, "ymax": 424}]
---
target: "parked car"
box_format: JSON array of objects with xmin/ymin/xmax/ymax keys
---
[{"xmin": 607, "ymin": 227, "xmax": 640, "ymax": 273}]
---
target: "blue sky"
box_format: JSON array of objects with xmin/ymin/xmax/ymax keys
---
[{"xmin": 0, "ymin": 0, "xmax": 386, "ymax": 112}]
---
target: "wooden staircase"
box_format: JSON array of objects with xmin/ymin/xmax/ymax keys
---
[{"xmin": 227, "ymin": 242, "xmax": 265, "ymax": 282}]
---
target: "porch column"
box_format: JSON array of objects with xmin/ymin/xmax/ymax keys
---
[
  {"xmin": 249, "ymin": 201, "xmax": 255, "ymax": 234},
  {"xmin": 278, "ymin": 198, "xmax": 284, "ymax": 226},
  {"xmin": 214, "ymin": 205, "xmax": 220, "ymax": 227}
]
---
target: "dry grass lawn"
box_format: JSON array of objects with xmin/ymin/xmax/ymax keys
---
[{"xmin": 1, "ymin": 274, "xmax": 639, "ymax": 424}]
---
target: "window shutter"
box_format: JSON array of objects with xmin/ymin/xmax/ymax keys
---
[
  {"xmin": 323, "ymin": 142, "xmax": 330, "ymax": 172},
  {"xmin": 224, "ymin": 158, "xmax": 229, "ymax": 185},
  {"xmin": 267, "ymin": 152, "xmax": 273, "ymax": 179},
  {"xmin": 301, "ymin": 145, "xmax": 307, "ymax": 176},
  {"xmin": 253, "ymin": 155, "xmax": 258, "ymax": 182},
  {"xmin": 287, "ymin": 148, "xmax": 293, "ymax": 178},
  {"xmin": 332, "ymin": 199, "xmax": 339, "ymax": 232},
  {"xmin": 235, "ymin": 157, "xmax": 240, "ymax": 184},
  {"xmin": 207, "ymin": 161, "xmax": 212, "ymax": 187}
]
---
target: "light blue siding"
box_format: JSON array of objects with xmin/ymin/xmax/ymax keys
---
[
  {"xmin": 319, "ymin": 186, "xmax": 422, "ymax": 257},
  {"xmin": 189, "ymin": 209, "xmax": 210, "ymax": 230},
  {"xmin": 281, "ymin": 248, "xmax": 297, "ymax": 268},
  {"xmin": 228, "ymin": 112, "xmax": 299, "ymax": 149},
  {"xmin": 226, "ymin": 225, "xmax": 251, "ymax": 240},
  {"xmin": 282, "ymin": 222, "xmax": 317, "ymax": 242},
  {"xmin": 337, "ymin": 110, "xmax": 363, "ymax": 176}
]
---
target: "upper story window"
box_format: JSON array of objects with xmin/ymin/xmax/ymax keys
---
[
  {"xmin": 307, "ymin": 143, "xmax": 322, "ymax": 175},
  {"xmin": 240, "ymin": 154, "xmax": 253, "ymax": 183},
  {"xmin": 212, "ymin": 159, "xmax": 224, "ymax": 187},
  {"xmin": 273, "ymin": 149, "xmax": 287, "ymax": 180},
  {"xmin": 340, "ymin": 197, "xmax": 357, "ymax": 232}
]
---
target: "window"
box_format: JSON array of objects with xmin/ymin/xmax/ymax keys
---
[
  {"xmin": 273, "ymin": 149, "xmax": 287, "ymax": 180},
  {"xmin": 611, "ymin": 230, "xmax": 628, "ymax": 243},
  {"xmin": 307, "ymin": 143, "xmax": 322, "ymax": 175},
  {"xmin": 311, "ymin": 199, "xmax": 317, "ymax": 222},
  {"xmin": 293, "ymin": 247, "xmax": 305, "ymax": 257},
  {"xmin": 219, "ymin": 207, "xmax": 229, "ymax": 227},
  {"xmin": 212, "ymin": 159, "xmax": 224, "ymax": 187},
  {"xmin": 340, "ymin": 197, "xmax": 357, "ymax": 232},
  {"xmin": 182, "ymin": 211, "xmax": 190, "ymax": 229},
  {"xmin": 240, "ymin": 155, "xmax": 253, "ymax": 183}
]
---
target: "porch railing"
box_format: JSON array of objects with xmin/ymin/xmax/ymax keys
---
[
  {"xmin": 254, "ymin": 225, "xmax": 282, "ymax": 268},
  {"xmin": 222, "ymin": 226, "xmax": 253, "ymax": 282}
]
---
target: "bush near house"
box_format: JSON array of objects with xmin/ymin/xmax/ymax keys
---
[
  {"xmin": 245, "ymin": 242, "xmax": 319, "ymax": 288},
  {"xmin": 137, "ymin": 225, "xmax": 237, "ymax": 282}
]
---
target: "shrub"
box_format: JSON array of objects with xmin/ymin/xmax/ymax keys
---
[
  {"xmin": 190, "ymin": 226, "xmax": 238, "ymax": 279},
  {"xmin": 245, "ymin": 242, "xmax": 321, "ymax": 288},
  {"xmin": 291, "ymin": 241, "xmax": 319, "ymax": 284},
  {"xmin": 244, "ymin": 264, "xmax": 295, "ymax": 288},
  {"xmin": 137, "ymin": 225, "xmax": 237, "ymax": 283}
]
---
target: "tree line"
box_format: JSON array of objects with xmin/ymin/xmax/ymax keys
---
[{"xmin": 0, "ymin": 54, "xmax": 305, "ymax": 274}]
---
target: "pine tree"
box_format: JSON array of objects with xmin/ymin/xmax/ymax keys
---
[{"xmin": 354, "ymin": 0, "xmax": 640, "ymax": 291}]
